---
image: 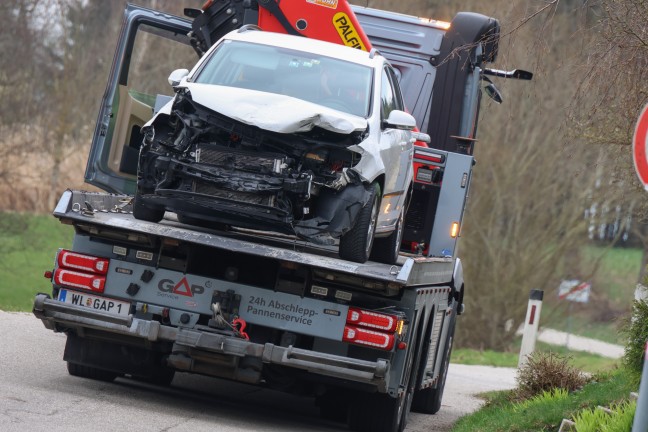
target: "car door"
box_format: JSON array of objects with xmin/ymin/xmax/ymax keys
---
[
  {"xmin": 84, "ymin": 5, "xmax": 197, "ymax": 195},
  {"xmin": 377, "ymin": 66, "xmax": 413, "ymax": 229}
]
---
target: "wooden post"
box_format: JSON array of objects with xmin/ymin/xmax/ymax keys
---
[{"xmin": 518, "ymin": 289, "xmax": 544, "ymax": 368}]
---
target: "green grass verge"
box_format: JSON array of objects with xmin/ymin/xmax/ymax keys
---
[
  {"xmin": 452, "ymin": 341, "xmax": 619, "ymax": 374},
  {"xmin": 583, "ymin": 246, "xmax": 643, "ymax": 307},
  {"xmin": 539, "ymin": 245, "xmax": 642, "ymax": 345},
  {"xmin": 0, "ymin": 213, "xmax": 73, "ymax": 311},
  {"xmin": 452, "ymin": 368, "xmax": 635, "ymax": 432},
  {"xmin": 544, "ymin": 312, "xmax": 624, "ymax": 345}
]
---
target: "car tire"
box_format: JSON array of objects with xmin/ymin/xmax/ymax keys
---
[
  {"xmin": 132, "ymin": 191, "xmax": 164, "ymax": 223},
  {"xmin": 67, "ymin": 362, "xmax": 118, "ymax": 382},
  {"xmin": 370, "ymin": 210, "xmax": 404, "ymax": 264},
  {"xmin": 339, "ymin": 183, "xmax": 380, "ymax": 263}
]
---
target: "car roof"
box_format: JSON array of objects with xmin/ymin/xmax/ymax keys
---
[{"xmin": 221, "ymin": 28, "xmax": 382, "ymax": 68}]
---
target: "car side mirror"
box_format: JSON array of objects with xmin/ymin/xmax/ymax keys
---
[
  {"xmin": 168, "ymin": 69, "xmax": 189, "ymax": 87},
  {"xmin": 384, "ymin": 110, "xmax": 417, "ymax": 130}
]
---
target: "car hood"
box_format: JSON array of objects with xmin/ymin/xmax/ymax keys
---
[{"xmin": 175, "ymin": 82, "xmax": 368, "ymax": 135}]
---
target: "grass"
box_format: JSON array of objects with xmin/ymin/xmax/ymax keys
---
[
  {"xmin": 0, "ymin": 212, "xmax": 73, "ymax": 311},
  {"xmin": 539, "ymin": 245, "xmax": 643, "ymax": 345},
  {"xmin": 452, "ymin": 341, "xmax": 620, "ymax": 374},
  {"xmin": 543, "ymin": 312, "xmax": 624, "ymax": 345},
  {"xmin": 452, "ymin": 368, "xmax": 636, "ymax": 432},
  {"xmin": 583, "ymin": 245, "xmax": 643, "ymax": 306}
]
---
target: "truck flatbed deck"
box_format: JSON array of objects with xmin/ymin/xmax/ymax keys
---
[{"xmin": 55, "ymin": 190, "xmax": 454, "ymax": 292}]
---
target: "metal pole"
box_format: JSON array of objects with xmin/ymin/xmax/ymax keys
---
[
  {"xmin": 518, "ymin": 289, "xmax": 544, "ymax": 368},
  {"xmin": 632, "ymin": 341, "xmax": 648, "ymax": 432}
]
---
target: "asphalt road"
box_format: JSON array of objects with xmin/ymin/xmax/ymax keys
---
[{"xmin": 0, "ymin": 311, "xmax": 517, "ymax": 432}]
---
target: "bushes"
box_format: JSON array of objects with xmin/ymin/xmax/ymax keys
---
[
  {"xmin": 516, "ymin": 351, "xmax": 588, "ymax": 400},
  {"xmin": 621, "ymin": 299, "xmax": 648, "ymax": 376},
  {"xmin": 572, "ymin": 400, "xmax": 636, "ymax": 432}
]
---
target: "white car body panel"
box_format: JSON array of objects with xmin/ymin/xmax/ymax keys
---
[
  {"xmin": 141, "ymin": 27, "xmax": 414, "ymax": 253},
  {"xmin": 175, "ymin": 83, "xmax": 367, "ymax": 135}
]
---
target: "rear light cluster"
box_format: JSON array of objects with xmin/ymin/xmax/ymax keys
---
[
  {"xmin": 413, "ymin": 150, "xmax": 445, "ymax": 164},
  {"xmin": 52, "ymin": 250, "xmax": 110, "ymax": 293},
  {"xmin": 413, "ymin": 149, "xmax": 445, "ymax": 185},
  {"xmin": 342, "ymin": 307, "xmax": 404, "ymax": 351}
]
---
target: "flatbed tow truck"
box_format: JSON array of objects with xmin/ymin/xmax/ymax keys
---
[{"xmin": 33, "ymin": 2, "xmax": 530, "ymax": 431}]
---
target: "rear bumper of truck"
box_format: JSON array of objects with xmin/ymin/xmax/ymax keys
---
[{"xmin": 33, "ymin": 294, "xmax": 389, "ymax": 391}]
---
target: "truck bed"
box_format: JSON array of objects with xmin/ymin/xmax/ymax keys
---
[{"xmin": 54, "ymin": 190, "xmax": 454, "ymax": 292}]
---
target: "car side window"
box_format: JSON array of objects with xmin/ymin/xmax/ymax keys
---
[{"xmin": 381, "ymin": 66, "xmax": 403, "ymax": 122}]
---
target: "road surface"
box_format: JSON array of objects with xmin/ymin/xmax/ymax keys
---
[
  {"xmin": 536, "ymin": 328, "xmax": 623, "ymax": 359},
  {"xmin": 0, "ymin": 311, "xmax": 517, "ymax": 432}
]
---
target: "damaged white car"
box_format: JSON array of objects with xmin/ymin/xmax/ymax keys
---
[{"xmin": 133, "ymin": 27, "xmax": 415, "ymax": 264}]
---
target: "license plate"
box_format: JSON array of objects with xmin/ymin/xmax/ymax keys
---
[{"xmin": 58, "ymin": 289, "xmax": 130, "ymax": 317}]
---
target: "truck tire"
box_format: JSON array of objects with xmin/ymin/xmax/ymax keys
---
[
  {"xmin": 67, "ymin": 362, "xmax": 118, "ymax": 382},
  {"xmin": 133, "ymin": 368, "xmax": 175, "ymax": 387},
  {"xmin": 133, "ymin": 191, "xmax": 164, "ymax": 223},
  {"xmin": 411, "ymin": 303, "xmax": 457, "ymax": 414},
  {"xmin": 349, "ymin": 310, "xmax": 423, "ymax": 432},
  {"xmin": 370, "ymin": 210, "xmax": 403, "ymax": 264},
  {"xmin": 317, "ymin": 390, "xmax": 349, "ymax": 423},
  {"xmin": 348, "ymin": 391, "xmax": 404, "ymax": 432},
  {"xmin": 339, "ymin": 183, "xmax": 380, "ymax": 263}
]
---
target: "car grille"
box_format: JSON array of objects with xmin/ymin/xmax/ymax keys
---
[
  {"xmin": 193, "ymin": 181, "xmax": 274, "ymax": 206},
  {"xmin": 196, "ymin": 145, "xmax": 280, "ymax": 173}
]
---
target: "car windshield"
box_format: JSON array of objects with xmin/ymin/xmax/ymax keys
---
[{"xmin": 195, "ymin": 40, "xmax": 373, "ymax": 118}]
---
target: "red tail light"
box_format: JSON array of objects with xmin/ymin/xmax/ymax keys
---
[
  {"xmin": 53, "ymin": 268, "xmax": 106, "ymax": 293},
  {"xmin": 343, "ymin": 326, "xmax": 395, "ymax": 350},
  {"xmin": 57, "ymin": 250, "xmax": 109, "ymax": 275},
  {"xmin": 413, "ymin": 151, "xmax": 444, "ymax": 164},
  {"xmin": 346, "ymin": 307, "xmax": 398, "ymax": 332},
  {"xmin": 53, "ymin": 250, "xmax": 110, "ymax": 293}
]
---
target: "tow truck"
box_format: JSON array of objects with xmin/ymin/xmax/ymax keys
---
[{"xmin": 33, "ymin": 1, "xmax": 531, "ymax": 431}]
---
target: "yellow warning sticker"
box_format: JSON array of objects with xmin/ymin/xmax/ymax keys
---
[
  {"xmin": 333, "ymin": 12, "xmax": 368, "ymax": 51},
  {"xmin": 306, "ymin": 0, "xmax": 338, "ymax": 8}
]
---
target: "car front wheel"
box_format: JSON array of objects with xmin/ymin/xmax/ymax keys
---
[
  {"xmin": 132, "ymin": 191, "xmax": 164, "ymax": 223},
  {"xmin": 339, "ymin": 183, "xmax": 380, "ymax": 263}
]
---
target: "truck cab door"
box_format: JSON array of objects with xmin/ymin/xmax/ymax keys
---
[{"xmin": 85, "ymin": 5, "xmax": 197, "ymax": 194}]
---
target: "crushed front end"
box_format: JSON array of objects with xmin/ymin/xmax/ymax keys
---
[{"xmin": 137, "ymin": 90, "xmax": 372, "ymax": 243}]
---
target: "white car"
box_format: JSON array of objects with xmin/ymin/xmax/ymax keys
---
[{"xmin": 133, "ymin": 26, "xmax": 415, "ymax": 264}]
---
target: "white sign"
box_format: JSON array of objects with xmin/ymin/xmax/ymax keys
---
[{"xmin": 558, "ymin": 280, "xmax": 591, "ymax": 303}]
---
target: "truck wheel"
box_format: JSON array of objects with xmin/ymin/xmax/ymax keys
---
[
  {"xmin": 133, "ymin": 368, "xmax": 175, "ymax": 387},
  {"xmin": 317, "ymin": 391, "xmax": 349, "ymax": 423},
  {"xmin": 67, "ymin": 362, "xmax": 118, "ymax": 382},
  {"xmin": 339, "ymin": 183, "xmax": 380, "ymax": 263},
  {"xmin": 132, "ymin": 191, "xmax": 164, "ymax": 223},
  {"xmin": 348, "ymin": 381, "xmax": 415, "ymax": 432},
  {"xmin": 348, "ymin": 391, "xmax": 405, "ymax": 432},
  {"xmin": 412, "ymin": 304, "xmax": 457, "ymax": 414},
  {"xmin": 349, "ymin": 315, "xmax": 420, "ymax": 432},
  {"xmin": 370, "ymin": 210, "xmax": 403, "ymax": 264}
]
